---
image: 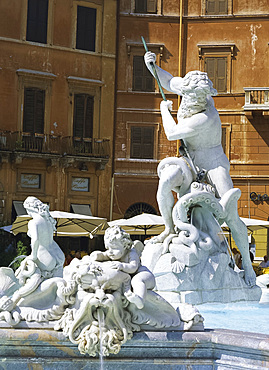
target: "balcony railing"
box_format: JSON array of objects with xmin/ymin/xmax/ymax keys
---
[
  {"xmin": 0, "ymin": 131, "xmax": 110, "ymax": 158},
  {"xmin": 244, "ymin": 88, "xmax": 269, "ymax": 110}
]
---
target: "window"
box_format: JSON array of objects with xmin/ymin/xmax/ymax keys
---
[
  {"xmin": 73, "ymin": 94, "xmax": 94, "ymax": 138},
  {"xmin": 23, "ymin": 88, "xmax": 45, "ymax": 134},
  {"xmin": 17, "ymin": 69, "xmax": 56, "ymax": 137},
  {"xmin": 206, "ymin": 0, "xmax": 228, "ymax": 14},
  {"xmin": 133, "ymin": 56, "xmax": 155, "ymax": 92},
  {"xmin": 76, "ymin": 6, "xmax": 96, "ymax": 51},
  {"xmin": 124, "ymin": 202, "xmax": 157, "ymax": 218},
  {"xmin": 198, "ymin": 44, "xmax": 235, "ymax": 93},
  {"xmin": 130, "ymin": 126, "xmax": 154, "ymax": 159},
  {"xmin": 205, "ymin": 57, "xmax": 227, "ymax": 93},
  {"xmin": 67, "ymin": 76, "xmax": 103, "ymax": 142},
  {"xmin": 135, "ymin": 0, "xmax": 157, "ymax": 13},
  {"xmin": 26, "ymin": 0, "xmax": 49, "ymax": 43}
]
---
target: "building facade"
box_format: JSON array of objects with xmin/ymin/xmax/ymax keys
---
[
  {"xmin": 0, "ymin": 0, "xmax": 117, "ymax": 224},
  {"xmin": 113, "ymin": 0, "xmax": 269, "ymax": 255}
]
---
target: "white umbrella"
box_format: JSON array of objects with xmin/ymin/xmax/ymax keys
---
[
  {"xmin": 221, "ymin": 217, "xmax": 269, "ymax": 232},
  {"xmin": 108, "ymin": 213, "xmax": 165, "ymax": 235},
  {"xmin": 11, "ymin": 211, "xmax": 108, "ymax": 238}
]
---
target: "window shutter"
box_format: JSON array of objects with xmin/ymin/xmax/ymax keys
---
[
  {"xmin": 216, "ymin": 58, "xmax": 227, "ymax": 93},
  {"xmin": 133, "ymin": 55, "xmax": 155, "ymax": 92},
  {"xmin": 23, "ymin": 89, "xmax": 35, "ymax": 132},
  {"xmin": 73, "ymin": 94, "xmax": 94, "ymax": 138},
  {"xmin": 85, "ymin": 96, "xmax": 94, "ymax": 138},
  {"xmin": 133, "ymin": 56, "xmax": 144, "ymax": 91},
  {"xmin": 130, "ymin": 126, "xmax": 154, "ymax": 159},
  {"xmin": 147, "ymin": 0, "xmax": 157, "ymax": 13},
  {"xmin": 26, "ymin": 0, "xmax": 48, "ymax": 44},
  {"xmin": 205, "ymin": 57, "xmax": 216, "ymax": 88},
  {"xmin": 131, "ymin": 127, "xmax": 142, "ymax": 158},
  {"xmin": 142, "ymin": 127, "xmax": 154, "ymax": 159},
  {"xmin": 218, "ymin": 0, "xmax": 228, "ymax": 13},
  {"xmin": 135, "ymin": 0, "xmax": 147, "ymax": 13},
  {"xmin": 35, "ymin": 89, "xmax": 45, "ymax": 133},
  {"xmin": 205, "ymin": 57, "xmax": 227, "ymax": 93},
  {"xmin": 76, "ymin": 6, "xmax": 96, "ymax": 52},
  {"xmin": 74, "ymin": 94, "xmax": 85, "ymax": 137},
  {"xmin": 23, "ymin": 88, "xmax": 45, "ymax": 134},
  {"xmin": 206, "ymin": 0, "xmax": 227, "ymax": 14},
  {"xmin": 206, "ymin": 0, "xmax": 216, "ymax": 14}
]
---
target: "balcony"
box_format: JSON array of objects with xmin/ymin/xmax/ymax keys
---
[
  {"xmin": 0, "ymin": 131, "xmax": 110, "ymax": 168},
  {"xmin": 244, "ymin": 88, "xmax": 269, "ymax": 115}
]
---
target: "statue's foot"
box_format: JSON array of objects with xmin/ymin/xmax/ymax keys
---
[
  {"xmin": 0, "ymin": 296, "xmax": 15, "ymax": 312},
  {"xmin": 124, "ymin": 292, "xmax": 144, "ymax": 309},
  {"xmin": 243, "ymin": 264, "xmax": 256, "ymax": 286}
]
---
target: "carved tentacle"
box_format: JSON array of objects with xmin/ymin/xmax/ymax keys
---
[{"xmin": 173, "ymin": 182, "xmax": 226, "ymax": 226}]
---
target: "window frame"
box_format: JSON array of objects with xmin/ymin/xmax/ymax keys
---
[
  {"xmin": 21, "ymin": 0, "xmax": 54, "ymax": 45},
  {"xmin": 17, "ymin": 69, "xmax": 56, "ymax": 134},
  {"xmin": 204, "ymin": 56, "xmax": 227, "ymax": 93},
  {"xmin": 71, "ymin": 1, "xmax": 102, "ymax": 53},
  {"xmin": 73, "ymin": 93, "xmax": 94, "ymax": 139},
  {"xmin": 126, "ymin": 42, "xmax": 164, "ymax": 93},
  {"xmin": 126, "ymin": 122, "xmax": 159, "ymax": 160},
  {"xmin": 131, "ymin": 0, "xmax": 162, "ymax": 14},
  {"xmin": 198, "ymin": 44, "xmax": 235, "ymax": 94},
  {"xmin": 201, "ymin": 0, "xmax": 233, "ymax": 15},
  {"xmin": 23, "ymin": 87, "xmax": 45, "ymax": 134},
  {"xmin": 130, "ymin": 125, "xmax": 155, "ymax": 159},
  {"xmin": 132, "ymin": 55, "xmax": 155, "ymax": 92},
  {"xmin": 67, "ymin": 76, "xmax": 103, "ymax": 138}
]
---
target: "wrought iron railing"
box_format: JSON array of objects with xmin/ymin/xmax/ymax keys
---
[
  {"xmin": 244, "ymin": 88, "xmax": 269, "ymax": 110},
  {"xmin": 0, "ymin": 131, "xmax": 110, "ymax": 158}
]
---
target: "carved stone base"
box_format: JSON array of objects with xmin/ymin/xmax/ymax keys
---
[
  {"xmin": 0, "ymin": 328, "xmax": 268, "ymax": 369},
  {"xmin": 142, "ymin": 243, "xmax": 262, "ymax": 305}
]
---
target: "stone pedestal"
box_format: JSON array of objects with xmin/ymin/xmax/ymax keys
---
[{"xmin": 0, "ymin": 328, "xmax": 268, "ymax": 369}]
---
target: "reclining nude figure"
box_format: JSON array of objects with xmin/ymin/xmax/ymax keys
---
[{"xmin": 144, "ymin": 51, "xmax": 256, "ymax": 286}]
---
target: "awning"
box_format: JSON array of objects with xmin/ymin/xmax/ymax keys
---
[
  {"xmin": 71, "ymin": 204, "xmax": 92, "ymax": 216},
  {"xmin": 13, "ymin": 201, "xmax": 27, "ymax": 216}
]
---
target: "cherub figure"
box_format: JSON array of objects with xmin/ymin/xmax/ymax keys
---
[{"xmin": 90, "ymin": 226, "xmax": 155, "ymax": 309}]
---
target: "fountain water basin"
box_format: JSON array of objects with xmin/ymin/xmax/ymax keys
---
[{"xmin": 197, "ymin": 301, "xmax": 269, "ymax": 335}]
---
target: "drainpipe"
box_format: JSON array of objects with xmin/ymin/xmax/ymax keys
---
[
  {"xmin": 109, "ymin": 0, "xmax": 120, "ymax": 221},
  {"xmin": 176, "ymin": 0, "xmax": 183, "ymax": 157}
]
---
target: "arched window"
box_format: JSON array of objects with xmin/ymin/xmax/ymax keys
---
[{"xmin": 124, "ymin": 202, "xmax": 157, "ymax": 219}]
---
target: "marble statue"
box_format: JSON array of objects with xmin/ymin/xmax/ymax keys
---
[
  {"xmin": 143, "ymin": 51, "xmax": 257, "ymax": 289},
  {"xmin": 0, "ymin": 197, "xmax": 75, "ymax": 324},
  {"xmin": 0, "ymin": 202, "xmax": 204, "ymax": 357},
  {"xmin": 90, "ymin": 225, "xmax": 156, "ymax": 309}
]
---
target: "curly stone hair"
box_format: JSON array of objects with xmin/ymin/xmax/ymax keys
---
[
  {"xmin": 104, "ymin": 226, "xmax": 133, "ymax": 250},
  {"xmin": 23, "ymin": 196, "xmax": 56, "ymax": 230}
]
